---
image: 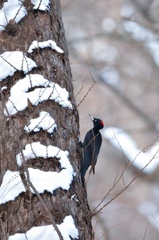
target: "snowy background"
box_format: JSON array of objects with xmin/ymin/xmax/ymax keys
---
[{"xmin": 61, "ymin": 0, "xmax": 159, "ymax": 239}]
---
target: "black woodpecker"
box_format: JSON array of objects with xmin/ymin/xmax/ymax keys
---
[{"xmin": 81, "ymin": 115, "xmax": 104, "ymax": 182}]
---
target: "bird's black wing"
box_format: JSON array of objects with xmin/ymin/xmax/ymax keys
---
[
  {"xmin": 90, "ymin": 132, "xmax": 102, "ymax": 174},
  {"xmin": 81, "ymin": 130, "xmax": 94, "ymax": 180},
  {"xmin": 81, "ymin": 129, "xmax": 102, "ymax": 180}
]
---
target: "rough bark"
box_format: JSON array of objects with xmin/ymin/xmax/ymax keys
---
[{"xmin": 0, "ymin": 0, "xmax": 93, "ymax": 239}]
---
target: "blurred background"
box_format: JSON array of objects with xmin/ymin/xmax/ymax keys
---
[{"xmin": 61, "ymin": 0, "xmax": 159, "ymax": 239}]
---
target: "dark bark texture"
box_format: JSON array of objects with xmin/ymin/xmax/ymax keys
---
[{"xmin": 0, "ymin": 0, "xmax": 93, "ymax": 239}]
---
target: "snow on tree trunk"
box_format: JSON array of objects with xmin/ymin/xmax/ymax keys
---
[{"xmin": 0, "ymin": 0, "xmax": 93, "ymax": 239}]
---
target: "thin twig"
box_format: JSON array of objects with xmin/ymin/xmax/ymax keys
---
[
  {"xmin": 75, "ymin": 78, "xmax": 87, "ymax": 98},
  {"xmin": 92, "ymin": 146, "xmax": 159, "ymax": 216},
  {"xmin": 143, "ymin": 228, "xmax": 147, "ymax": 240},
  {"xmin": 76, "ymin": 72, "xmax": 96, "ymax": 107}
]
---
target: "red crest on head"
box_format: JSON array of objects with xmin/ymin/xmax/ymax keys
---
[{"xmin": 100, "ymin": 120, "xmax": 104, "ymax": 127}]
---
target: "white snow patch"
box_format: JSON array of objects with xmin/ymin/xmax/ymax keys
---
[
  {"xmin": 9, "ymin": 215, "xmax": 79, "ymax": 240},
  {"xmin": 121, "ymin": 4, "xmax": 135, "ymax": 19},
  {"xmin": 71, "ymin": 194, "xmax": 79, "ymax": 202},
  {"xmin": 0, "ymin": 168, "xmax": 73, "ymax": 204},
  {"xmin": 102, "ymin": 18, "xmax": 116, "ymax": 33},
  {"xmin": 16, "ymin": 142, "xmax": 72, "ymax": 168},
  {"xmin": 146, "ymin": 40, "xmax": 159, "ymax": 67},
  {"xmin": 100, "ymin": 66, "xmax": 120, "ymax": 86},
  {"xmin": 31, "ymin": 0, "xmax": 50, "ymax": 11},
  {"xmin": 103, "ymin": 127, "xmax": 159, "ymax": 173},
  {"xmin": 123, "ymin": 21, "xmax": 159, "ymax": 66},
  {"xmin": 0, "ymin": 51, "xmax": 37, "ymax": 81},
  {"xmin": 4, "ymin": 74, "xmax": 72, "ymax": 115},
  {"xmin": 24, "ymin": 111, "xmax": 57, "ymax": 134},
  {"xmin": 0, "ymin": 0, "xmax": 27, "ymax": 31},
  {"xmin": 30, "ymin": 167, "xmax": 73, "ymax": 193},
  {"xmin": 123, "ymin": 21, "xmax": 154, "ymax": 42},
  {"xmin": 1, "ymin": 86, "xmax": 7, "ymax": 91},
  {"xmin": 0, "ymin": 171, "xmax": 23, "ymax": 204},
  {"xmin": 28, "ymin": 40, "xmax": 64, "ymax": 54},
  {"xmin": 0, "ymin": 142, "xmax": 74, "ymax": 203}
]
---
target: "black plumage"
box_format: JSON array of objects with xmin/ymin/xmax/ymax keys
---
[{"xmin": 81, "ymin": 115, "xmax": 104, "ymax": 182}]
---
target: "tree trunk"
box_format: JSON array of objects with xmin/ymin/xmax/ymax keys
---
[{"xmin": 0, "ymin": 0, "xmax": 93, "ymax": 239}]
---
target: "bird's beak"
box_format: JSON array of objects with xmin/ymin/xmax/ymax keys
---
[{"xmin": 89, "ymin": 114, "xmax": 94, "ymax": 121}]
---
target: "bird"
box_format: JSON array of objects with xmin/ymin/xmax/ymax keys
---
[{"xmin": 81, "ymin": 115, "xmax": 104, "ymax": 182}]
